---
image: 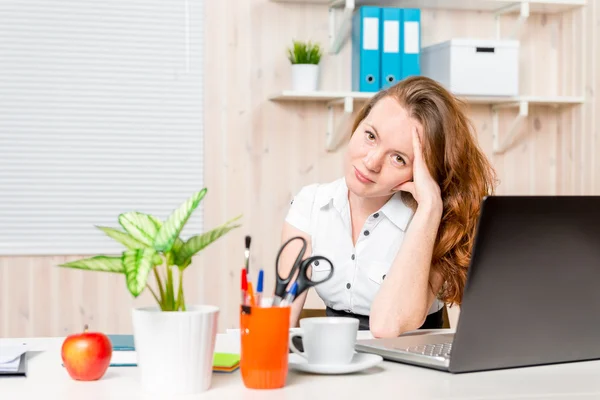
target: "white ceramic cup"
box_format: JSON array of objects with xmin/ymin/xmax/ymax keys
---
[{"xmin": 289, "ymin": 317, "xmax": 359, "ymax": 365}]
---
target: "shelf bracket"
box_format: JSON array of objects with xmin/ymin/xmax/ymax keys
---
[
  {"xmin": 495, "ymin": 1, "xmax": 529, "ymax": 39},
  {"xmin": 325, "ymin": 96, "xmax": 354, "ymax": 151},
  {"xmin": 493, "ymin": 100, "xmax": 529, "ymax": 154},
  {"xmin": 328, "ymin": 0, "xmax": 354, "ymax": 55}
]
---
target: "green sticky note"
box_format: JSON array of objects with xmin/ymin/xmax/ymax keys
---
[{"xmin": 213, "ymin": 352, "xmax": 240, "ymax": 368}]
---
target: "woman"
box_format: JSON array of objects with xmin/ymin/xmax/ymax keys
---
[{"xmin": 280, "ymin": 76, "xmax": 497, "ymax": 338}]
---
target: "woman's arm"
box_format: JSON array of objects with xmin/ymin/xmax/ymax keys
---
[
  {"xmin": 370, "ymin": 128, "xmax": 445, "ymax": 338},
  {"xmin": 279, "ymin": 221, "xmax": 313, "ymax": 327},
  {"xmin": 369, "ymin": 202, "xmax": 443, "ymax": 338}
]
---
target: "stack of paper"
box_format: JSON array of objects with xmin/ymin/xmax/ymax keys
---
[
  {"xmin": 0, "ymin": 344, "xmax": 28, "ymax": 376},
  {"xmin": 213, "ymin": 353, "xmax": 240, "ymax": 373}
]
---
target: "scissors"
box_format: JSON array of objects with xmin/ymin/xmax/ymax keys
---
[{"xmin": 272, "ymin": 236, "xmax": 334, "ymax": 306}]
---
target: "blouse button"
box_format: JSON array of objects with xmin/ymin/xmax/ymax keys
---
[
  {"xmin": 364, "ymin": 230, "xmax": 370, "ymax": 236},
  {"xmin": 382, "ymin": 274, "xmax": 386, "ymax": 280},
  {"xmin": 373, "ymin": 213, "xmax": 379, "ymax": 218},
  {"xmin": 314, "ymin": 260, "xmax": 320, "ymax": 266},
  {"xmin": 351, "ymin": 254, "xmax": 355, "ymax": 260},
  {"xmin": 346, "ymin": 282, "xmax": 351, "ymax": 289}
]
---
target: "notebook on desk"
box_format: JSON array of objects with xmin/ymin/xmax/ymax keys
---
[
  {"xmin": 0, "ymin": 352, "xmax": 28, "ymax": 377},
  {"xmin": 106, "ymin": 334, "xmax": 136, "ymax": 366},
  {"xmin": 107, "ymin": 334, "xmax": 135, "ymax": 351},
  {"xmin": 0, "ymin": 343, "xmax": 28, "ymax": 377}
]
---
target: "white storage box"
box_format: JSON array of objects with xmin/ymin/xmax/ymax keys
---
[{"xmin": 421, "ymin": 39, "xmax": 520, "ymax": 97}]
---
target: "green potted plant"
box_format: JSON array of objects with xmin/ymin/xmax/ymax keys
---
[
  {"xmin": 287, "ymin": 39, "xmax": 322, "ymax": 92},
  {"xmin": 58, "ymin": 188, "xmax": 241, "ymax": 395}
]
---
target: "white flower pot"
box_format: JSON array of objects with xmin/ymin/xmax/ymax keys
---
[
  {"xmin": 292, "ymin": 64, "xmax": 319, "ymax": 92},
  {"xmin": 132, "ymin": 305, "xmax": 219, "ymax": 395}
]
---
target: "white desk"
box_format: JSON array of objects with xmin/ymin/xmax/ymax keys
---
[{"xmin": 2, "ymin": 331, "xmax": 600, "ymax": 400}]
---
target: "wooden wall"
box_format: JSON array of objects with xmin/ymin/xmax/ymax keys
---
[{"xmin": 1, "ymin": 0, "xmax": 598, "ymax": 338}]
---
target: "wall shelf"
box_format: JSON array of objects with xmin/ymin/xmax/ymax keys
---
[
  {"xmin": 268, "ymin": 0, "xmax": 587, "ymax": 153},
  {"xmin": 270, "ymin": 0, "xmax": 586, "ymax": 54},
  {"xmin": 269, "ymin": 91, "xmax": 585, "ymax": 152},
  {"xmin": 271, "ymin": 0, "xmax": 584, "ymax": 13},
  {"xmin": 490, "ymin": 96, "xmax": 584, "ymax": 154},
  {"xmin": 270, "ymin": 91, "xmax": 584, "ymax": 105},
  {"xmin": 270, "ymin": 90, "xmax": 372, "ymax": 102}
]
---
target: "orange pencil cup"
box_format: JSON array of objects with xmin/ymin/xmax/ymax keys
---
[{"xmin": 240, "ymin": 305, "xmax": 291, "ymax": 389}]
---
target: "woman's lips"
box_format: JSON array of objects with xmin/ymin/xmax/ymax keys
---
[{"xmin": 354, "ymin": 167, "xmax": 375, "ymax": 184}]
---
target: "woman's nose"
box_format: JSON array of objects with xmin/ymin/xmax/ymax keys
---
[{"xmin": 363, "ymin": 150, "xmax": 382, "ymax": 173}]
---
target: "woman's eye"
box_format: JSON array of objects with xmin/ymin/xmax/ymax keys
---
[
  {"xmin": 394, "ymin": 155, "xmax": 405, "ymax": 165},
  {"xmin": 366, "ymin": 131, "xmax": 375, "ymax": 141}
]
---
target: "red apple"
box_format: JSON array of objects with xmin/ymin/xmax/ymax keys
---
[{"xmin": 61, "ymin": 325, "xmax": 112, "ymax": 381}]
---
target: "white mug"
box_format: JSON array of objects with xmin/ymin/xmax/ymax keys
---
[{"xmin": 289, "ymin": 317, "xmax": 359, "ymax": 365}]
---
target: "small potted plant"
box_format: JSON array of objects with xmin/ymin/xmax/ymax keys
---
[
  {"xmin": 287, "ymin": 39, "xmax": 322, "ymax": 92},
  {"xmin": 58, "ymin": 188, "xmax": 241, "ymax": 395}
]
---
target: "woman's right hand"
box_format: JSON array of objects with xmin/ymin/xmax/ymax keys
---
[{"xmin": 397, "ymin": 128, "xmax": 443, "ymax": 215}]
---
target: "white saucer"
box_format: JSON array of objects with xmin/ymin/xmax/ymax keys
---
[{"xmin": 288, "ymin": 353, "xmax": 383, "ymax": 375}]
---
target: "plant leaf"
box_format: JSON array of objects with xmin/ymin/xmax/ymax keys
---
[
  {"xmin": 172, "ymin": 237, "xmax": 184, "ymax": 255},
  {"xmin": 147, "ymin": 215, "xmax": 184, "ymax": 257},
  {"xmin": 288, "ymin": 40, "xmax": 321, "ymax": 65},
  {"xmin": 137, "ymin": 214, "xmax": 184, "ymax": 259},
  {"xmin": 175, "ymin": 215, "xmax": 242, "ymax": 268},
  {"xmin": 123, "ymin": 248, "xmax": 157, "ymax": 297},
  {"xmin": 148, "ymin": 215, "xmax": 163, "ymax": 228},
  {"xmin": 96, "ymin": 226, "xmax": 148, "ymax": 250},
  {"xmin": 308, "ymin": 42, "xmax": 322, "ymax": 64},
  {"xmin": 153, "ymin": 189, "xmax": 208, "ymax": 253},
  {"xmin": 59, "ymin": 256, "xmax": 124, "ymax": 273},
  {"xmin": 118, "ymin": 212, "xmax": 161, "ymax": 246},
  {"xmin": 287, "ymin": 47, "xmax": 295, "ymax": 64},
  {"xmin": 118, "ymin": 213, "xmax": 182, "ymax": 264},
  {"xmin": 152, "ymin": 254, "xmax": 163, "ymax": 265}
]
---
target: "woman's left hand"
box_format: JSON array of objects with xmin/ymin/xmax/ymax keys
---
[{"xmin": 397, "ymin": 129, "xmax": 442, "ymax": 212}]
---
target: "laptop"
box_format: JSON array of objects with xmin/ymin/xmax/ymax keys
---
[{"xmin": 355, "ymin": 195, "xmax": 600, "ymax": 373}]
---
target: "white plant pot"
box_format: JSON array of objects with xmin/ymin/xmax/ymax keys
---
[
  {"xmin": 132, "ymin": 305, "xmax": 219, "ymax": 395},
  {"xmin": 292, "ymin": 64, "xmax": 319, "ymax": 92}
]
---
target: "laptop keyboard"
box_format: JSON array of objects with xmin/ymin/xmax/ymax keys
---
[{"xmin": 398, "ymin": 342, "xmax": 453, "ymax": 359}]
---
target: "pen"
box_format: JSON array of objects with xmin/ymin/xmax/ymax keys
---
[
  {"xmin": 247, "ymin": 282, "xmax": 256, "ymax": 307},
  {"xmin": 241, "ymin": 269, "xmax": 248, "ymax": 305},
  {"xmin": 256, "ymin": 269, "xmax": 264, "ymax": 307},
  {"xmin": 271, "ymin": 295, "xmax": 283, "ymax": 307},
  {"xmin": 280, "ymin": 282, "xmax": 298, "ymax": 307}
]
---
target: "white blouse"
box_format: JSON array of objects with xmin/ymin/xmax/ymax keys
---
[{"xmin": 285, "ymin": 177, "xmax": 444, "ymax": 317}]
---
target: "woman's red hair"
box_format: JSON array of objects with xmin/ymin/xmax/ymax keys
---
[{"xmin": 352, "ymin": 76, "xmax": 498, "ymax": 305}]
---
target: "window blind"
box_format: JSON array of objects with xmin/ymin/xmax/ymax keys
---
[{"xmin": 0, "ymin": 0, "xmax": 204, "ymax": 255}]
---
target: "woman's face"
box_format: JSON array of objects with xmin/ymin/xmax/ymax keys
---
[{"xmin": 345, "ymin": 96, "xmax": 423, "ymax": 199}]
